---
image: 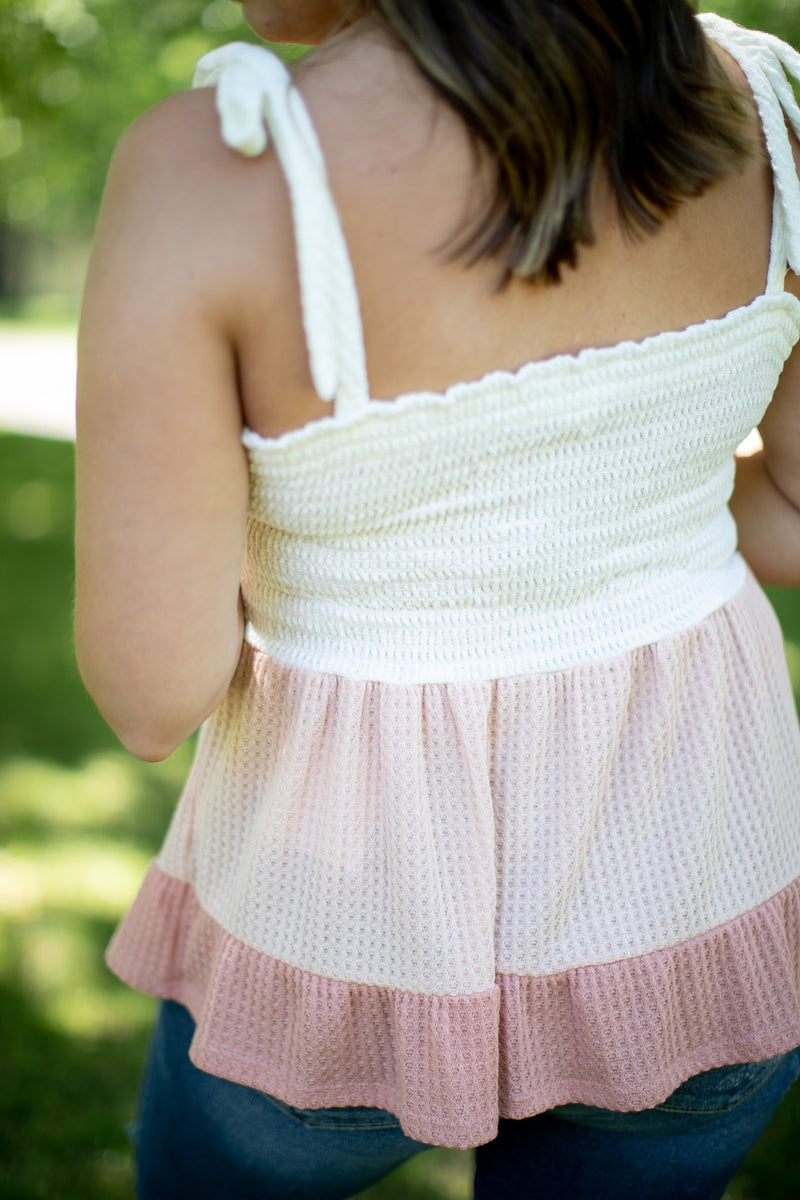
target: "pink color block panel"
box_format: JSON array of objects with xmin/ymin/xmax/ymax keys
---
[{"xmin": 107, "ymin": 862, "xmax": 800, "ymax": 1148}]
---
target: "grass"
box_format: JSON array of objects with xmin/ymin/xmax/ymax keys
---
[
  {"xmin": 0, "ymin": 296, "xmax": 81, "ymax": 331},
  {"xmin": 1, "ymin": 428, "xmax": 800, "ymax": 1198}
]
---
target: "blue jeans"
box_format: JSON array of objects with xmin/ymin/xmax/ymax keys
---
[{"xmin": 132, "ymin": 1000, "xmax": 800, "ymax": 1200}]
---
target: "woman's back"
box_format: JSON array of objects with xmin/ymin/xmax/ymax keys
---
[{"xmin": 151, "ymin": 16, "xmax": 782, "ymax": 440}]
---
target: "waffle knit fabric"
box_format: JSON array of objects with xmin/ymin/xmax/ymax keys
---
[{"xmin": 107, "ymin": 14, "xmax": 800, "ymax": 1148}]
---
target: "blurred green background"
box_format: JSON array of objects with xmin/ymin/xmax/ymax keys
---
[{"xmin": 2, "ymin": 1, "xmax": 800, "ymax": 1197}]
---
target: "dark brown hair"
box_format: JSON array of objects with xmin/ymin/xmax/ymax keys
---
[{"xmin": 355, "ymin": 0, "xmax": 755, "ymax": 284}]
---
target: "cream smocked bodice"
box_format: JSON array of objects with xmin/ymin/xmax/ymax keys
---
[{"xmin": 194, "ymin": 14, "xmax": 800, "ymax": 684}]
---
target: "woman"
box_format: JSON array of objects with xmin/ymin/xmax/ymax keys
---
[{"xmin": 75, "ymin": 1, "xmax": 800, "ymax": 1197}]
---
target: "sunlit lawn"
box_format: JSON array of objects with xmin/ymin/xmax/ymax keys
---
[{"xmin": 2, "ymin": 428, "xmax": 800, "ymax": 1198}]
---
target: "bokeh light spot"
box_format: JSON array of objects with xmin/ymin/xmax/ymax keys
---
[{"xmin": 6, "ymin": 478, "xmax": 55, "ymax": 539}]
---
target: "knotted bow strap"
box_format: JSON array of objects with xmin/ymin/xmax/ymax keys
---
[
  {"xmin": 194, "ymin": 42, "xmax": 371, "ymax": 417},
  {"xmin": 699, "ymin": 13, "xmax": 800, "ymax": 279}
]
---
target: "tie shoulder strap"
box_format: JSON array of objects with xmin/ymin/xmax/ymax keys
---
[
  {"xmin": 194, "ymin": 42, "xmax": 371, "ymax": 418},
  {"xmin": 698, "ymin": 14, "xmax": 800, "ymax": 289}
]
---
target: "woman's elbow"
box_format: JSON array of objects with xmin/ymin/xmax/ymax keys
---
[
  {"xmin": 75, "ymin": 632, "xmax": 241, "ymax": 762},
  {"xmin": 76, "ymin": 659, "xmax": 198, "ymax": 761},
  {"xmin": 731, "ymin": 451, "xmax": 800, "ymax": 587},
  {"xmin": 91, "ymin": 701, "xmax": 192, "ymax": 762},
  {"xmin": 118, "ymin": 726, "xmax": 185, "ymax": 763}
]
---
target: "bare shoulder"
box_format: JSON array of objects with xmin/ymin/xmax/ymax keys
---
[
  {"xmin": 786, "ymin": 118, "xmax": 800, "ymax": 301},
  {"xmin": 116, "ymin": 87, "xmax": 220, "ymax": 163},
  {"xmin": 110, "ymin": 85, "xmax": 280, "ymax": 213},
  {"xmin": 708, "ymin": 38, "xmax": 751, "ymax": 92},
  {"xmin": 98, "ymin": 82, "xmax": 293, "ymax": 318}
]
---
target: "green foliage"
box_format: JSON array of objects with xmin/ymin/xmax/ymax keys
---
[
  {"xmin": 710, "ymin": 0, "xmax": 800, "ymax": 43},
  {"xmin": 0, "ymin": 0, "xmax": 295, "ymax": 241},
  {"xmin": 0, "ymin": 1, "xmax": 798, "ymax": 246},
  {"xmin": 1, "ymin": 434, "xmax": 101, "ymax": 760}
]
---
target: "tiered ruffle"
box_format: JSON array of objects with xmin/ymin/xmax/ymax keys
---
[
  {"xmin": 108, "ymin": 864, "xmax": 800, "ymax": 1148},
  {"xmin": 107, "ymin": 572, "xmax": 800, "ymax": 1147}
]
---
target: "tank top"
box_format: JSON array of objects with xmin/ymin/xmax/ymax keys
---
[{"xmin": 107, "ymin": 14, "xmax": 800, "ymax": 1148}]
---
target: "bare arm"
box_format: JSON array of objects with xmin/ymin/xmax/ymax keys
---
[
  {"xmin": 730, "ymin": 264, "xmax": 800, "ymax": 588},
  {"xmin": 75, "ymin": 94, "xmax": 251, "ymax": 761},
  {"xmin": 729, "ymin": 110, "xmax": 800, "ymax": 589}
]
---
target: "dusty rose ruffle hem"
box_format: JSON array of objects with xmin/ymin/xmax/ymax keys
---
[{"xmin": 107, "ymin": 863, "xmax": 800, "ymax": 1148}]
